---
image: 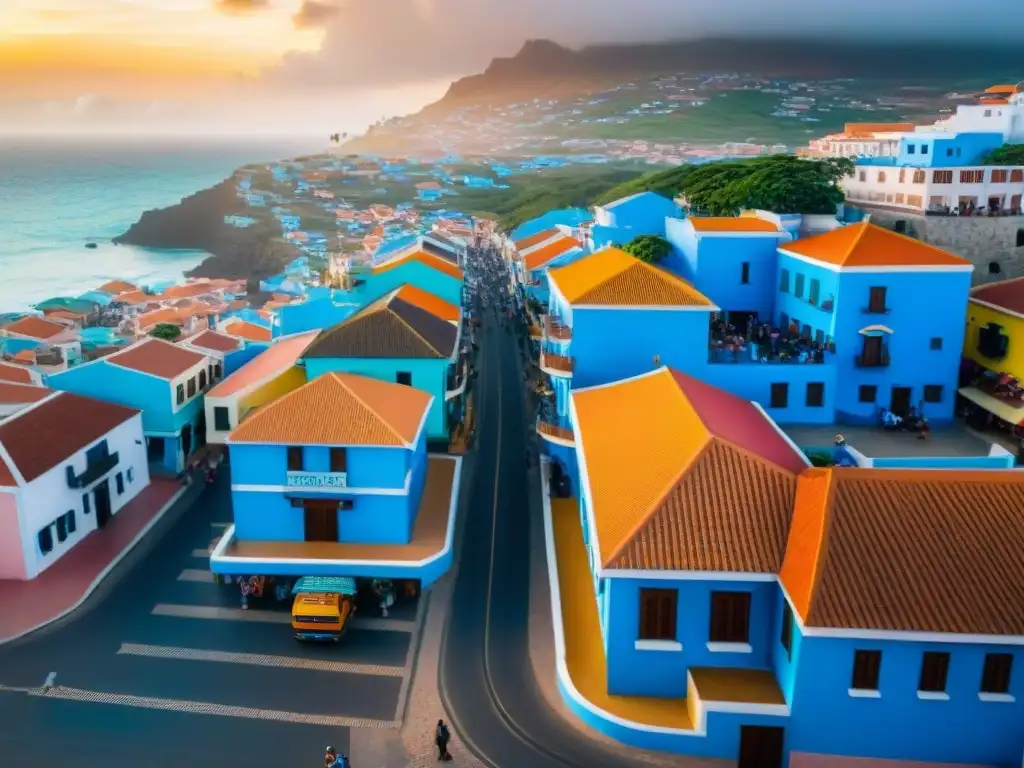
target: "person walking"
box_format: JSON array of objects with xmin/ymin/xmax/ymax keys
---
[{"xmin": 435, "ymin": 719, "xmax": 451, "ymax": 761}]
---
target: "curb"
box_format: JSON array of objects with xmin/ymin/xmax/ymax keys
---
[{"xmin": 0, "ymin": 483, "xmax": 190, "ymax": 647}]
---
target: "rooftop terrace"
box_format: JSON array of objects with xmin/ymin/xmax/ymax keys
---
[{"xmin": 784, "ymin": 424, "xmax": 999, "ymax": 459}]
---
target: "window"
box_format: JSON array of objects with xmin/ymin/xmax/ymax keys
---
[
  {"xmin": 65, "ymin": 510, "xmax": 76, "ymax": 535},
  {"xmin": 329, "ymin": 447, "xmax": 348, "ymax": 473},
  {"xmin": 923, "ymin": 385, "xmax": 943, "ymax": 403},
  {"xmin": 187, "ymin": 377, "xmax": 197, "ymax": 398},
  {"xmin": 396, "ymin": 371, "xmax": 413, "ymax": 386},
  {"xmin": 894, "ymin": 193, "xmax": 905, "ymax": 205},
  {"xmin": 930, "ymin": 337, "xmax": 943, "ymax": 351},
  {"xmin": 912, "ymin": 170, "xmax": 926, "ymax": 184},
  {"xmin": 990, "ymin": 261, "xmax": 1003, "ymax": 275},
  {"xmin": 770, "ymin": 383, "xmax": 789, "ymax": 409},
  {"xmin": 38, "ymin": 526, "xmax": 53, "ymax": 555},
  {"xmin": 214, "ymin": 406, "xmax": 231, "ymax": 432},
  {"xmin": 287, "ymin": 446, "xmax": 304, "ymax": 472},
  {"xmin": 794, "ymin": 273, "xmax": 805, "ymax": 299},
  {"xmin": 921, "ymin": 144, "xmax": 929, "ymax": 155},
  {"xmin": 639, "ymin": 588, "xmax": 678, "ymax": 641},
  {"xmin": 176, "ymin": 384, "xmax": 185, "ymax": 405},
  {"xmin": 858, "ymin": 170, "xmax": 866, "ymax": 182},
  {"xmin": 907, "ymin": 145, "xmax": 915, "ymax": 155},
  {"xmin": 83, "ymin": 494, "xmax": 90, "ymax": 515},
  {"xmin": 779, "ymin": 269, "xmax": 790, "ymax": 293},
  {"xmin": 56, "ymin": 514, "xmax": 67, "ymax": 542},
  {"xmin": 919, "ymin": 651, "xmax": 951, "ymax": 694},
  {"xmin": 933, "ymin": 170, "xmax": 953, "ymax": 184},
  {"xmin": 801, "ymin": 324, "xmax": 812, "ymax": 339},
  {"xmin": 898, "ymin": 168, "xmax": 906, "ymax": 183},
  {"xmin": 127, "ymin": 467, "xmax": 134, "ymax": 484},
  {"xmin": 867, "ymin": 286, "xmax": 888, "ymax": 313},
  {"xmin": 1017, "ymin": 228, "xmax": 1024, "ymax": 247},
  {"xmin": 859, "ymin": 385, "xmax": 878, "ymax": 403},
  {"xmin": 199, "ymin": 370, "xmax": 207, "ymax": 390},
  {"xmin": 806, "ymin": 382, "xmax": 825, "ymax": 407},
  {"xmin": 960, "ymin": 169, "xmax": 984, "ymax": 184},
  {"xmin": 780, "ymin": 603, "xmax": 793, "ymax": 658},
  {"xmin": 991, "ymin": 169, "xmax": 1008, "ymax": 183},
  {"xmin": 214, "ymin": 363, "xmax": 223, "ymax": 379},
  {"xmin": 740, "ymin": 262, "xmax": 750, "ymax": 285},
  {"xmin": 877, "ymin": 171, "xmax": 886, "ymax": 183},
  {"xmin": 208, "ymin": 364, "xmax": 215, "ymax": 383},
  {"xmin": 1011, "ymin": 170, "xmax": 1024, "ymax": 183},
  {"xmin": 709, "ymin": 591, "xmax": 751, "ymax": 644},
  {"xmin": 945, "ymin": 148, "xmax": 953, "ymax": 157},
  {"xmin": 980, "ymin": 653, "xmax": 1013, "ymax": 695},
  {"xmin": 115, "ymin": 472, "xmax": 124, "ymax": 495},
  {"xmin": 851, "ymin": 650, "xmax": 882, "ymax": 691},
  {"xmin": 809, "ymin": 278, "xmax": 820, "ymax": 305}
]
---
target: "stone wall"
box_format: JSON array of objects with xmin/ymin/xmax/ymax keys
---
[{"xmin": 864, "ymin": 209, "xmax": 1024, "ymax": 285}]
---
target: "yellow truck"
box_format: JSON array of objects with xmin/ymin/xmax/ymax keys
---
[{"xmin": 290, "ymin": 576, "xmax": 357, "ymax": 642}]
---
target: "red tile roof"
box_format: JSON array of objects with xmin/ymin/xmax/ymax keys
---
[
  {"xmin": 0, "ymin": 382, "xmax": 51, "ymax": 405},
  {"xmin": 107, "ymin": 338, "xmax": 207, "ymax": 379},
  {"xmin": 3, "ymin": 315, "xmax": 69, "ymax": 340},
  {"xmin": 189, "ymin": 330, "xmax": 243, "ymax": 353},
  {"xmin": 0, "ymin": 363, "xmax": 35, "ymax": 385},
  {"xmin": 970, "ymin": 276, "xmax": 1024, "ymax": 317}
]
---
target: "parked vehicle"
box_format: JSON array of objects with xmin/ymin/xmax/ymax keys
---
[{"xmin": 291, "ymin": 576, "xmax": 357, "ymax": 642}]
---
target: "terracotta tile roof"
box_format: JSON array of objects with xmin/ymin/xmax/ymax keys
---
[
  {"xmin": 112, "ymin": 290, "xmax": 150, "ymax": 305},
  {"xmin": 137, "ymin": 307, "xmax": 183, "ymax": 329},
  {"xmin": 842, "ymin": 122, "xmax": 915, "ymax": 137},
  {"xmin": 969, "ymin": 276, "xmax": 1024, "ymax": 317},
  {"xmin": 0, "ymin": 382, "xmax": 51, "ymax": 405},
  {"xmin": 158, "ymin": 281, "xmax": 221, "ymax": 300},
  {"xmin": 189, "ymin": 330, "xmax": 243, "ymax": 353},
  {"xmin": 572, "ymin": 367, "xmax": 804, "ymax": 571},
  {"xmin": 688, "ymin": 217, "xmax": 781, "ymax": 233},
  {"xmin": 780, "ymin": 468, "xmax": 1024, "ymax": 635},
  {"xmin": 107, "ymin": 338, "xmax": 207, "ymax": 379},
  {"xmin": 98, "ymin": 280, "xmax": 139, "ymax": 295},
  {"xmin": 0, "ymin": 363, "xmax": 35, "ymax": 385},
  {"xmin": 394, "ymin": 285, "xmax": 461, "ymax": 323},
  {"xmin": 3, "ymin": 315, "xmax": 69, "ymax": 340},
  {"xmin": 44, "ymin": 309, "xmax": 87, "ymax": 321},
  {"xmin": 782, "ymin": 222, "xmax": 971, "ymax": 269},
  {"xmin": 228, "ymin": 372, "xmax": 432, "ymax": 448},
  {"xmin": 303, "ymin": 290, "xmax": 457, "ymax": 360},
  {"xmin": 207, "ymin": 332, "xmax": 317, "ymax": 398},
  {"xmin": 523, "ymin": 237, "xmax": 581, "ymax": 272},
  {"xmin": 223, "ymin": 321, "xmax": 272, "ymax": 343},
  {"xmin": 514, "ymin": 228, "xmax": 560, "ymax": 251},
  {"xmin": 548, "ymin": 247, "xmax": 715, "ymax": 307},
  {"xmin": 0, "ymin": 391, "xmax": 139, "ymax": 485},
  {"xmin": 371, "ymin": 250, "xmax": 463, "ymax": 282}
]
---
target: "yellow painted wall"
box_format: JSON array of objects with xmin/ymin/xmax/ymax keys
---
[
  {"xmin": 238, "ymin": 366, "xmax": 306, "ymax": 417},
  {"xmin": 963, "ymin": 300, "xmax": 1024, "ymax": 380}
]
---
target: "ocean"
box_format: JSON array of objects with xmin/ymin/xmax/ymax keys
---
[{"xmin": 0, "ymin": 137, "xmax": 322, "ymax": 313}]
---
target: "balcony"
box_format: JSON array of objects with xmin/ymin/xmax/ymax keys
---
[
  {"xmin": 855, "ymin": 349, "xmax": 890, "ymax": 368},
  {"xmin": 537, "ymin": 419, "xmax": 576, "ymax": 447},
  {"xmin": 446, "ymin": 359, "xmax": 469, "ymax": 401},
  {"xmin": 67, "ymin": 451, "xmax": 119, "ymax": 489},
  {"xmin": 540, "ymin": 352, "xmax": 574, "ymax": 378},
  {"xmin": 543, "ymin": 315, "xmax": 573, "ymax": 342},
  {"xmin": 862, "ymin": 305, "xmax": 891, "ymax": 315}
]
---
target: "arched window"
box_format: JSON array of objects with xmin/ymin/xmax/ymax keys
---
[{"xmin": 989, "ymin": 261, "xmax": 1002, "ymax": 275}]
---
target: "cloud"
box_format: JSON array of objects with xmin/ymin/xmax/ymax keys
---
[
  {"xmin": 215, "ymin": 0, "xmax": 269, "ymax": 13},
  {"xmin": 292, "ymin": 0, "xmax": 341, "ymax": 28}
]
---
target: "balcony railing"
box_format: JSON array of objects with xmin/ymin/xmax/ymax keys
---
[
  {"xmin": 537, "ymin": 419, "xmax": 576, "ymax": 447},
  {"xmin": 540, "ymin": 352, "xmax": 574, "ymax": 378},
  {"xmin": 543, "ymin": 315, "xmax": 572, "ymax": 341},
  {"xmin": 67, "ymin": 452, "xmax": 119, "ymax": 489},
  {"xmin": 862, "ymin": 305, "xmax": 891, "ymax": 315},
  {"xmin": 855, "ymin": 350, "xmax": 890, "ymax": 368}
]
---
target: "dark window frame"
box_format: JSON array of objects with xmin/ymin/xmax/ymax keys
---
[
  {"xmin": 38, "ymin": 526, "xmax": 53, "ymax": 555},
  {"xmin": 187, "ymin": 377, "xmax": 197, "ymax": 398},
  {"xmin": 66, "ymin": 510, "xmax": 76, "ymax": 535},
  {"xmin": 867, "ymin": 286, "xmax": 888, "ymax": 313},
  {"xmin": 859, "ymin": 385, "xmax": 878, "ymax": 403},
  {"xmin": 176, "ymin": 384, "xmax": 185, "ymax": 405},
  {"xmin": 780, "ymin": 603, "xmax": 793, "ymax": 658},
  {"xmin": 639, "ymin": 587, "xmax": 679, "ymax": 642},
  {"xmin": 980, "ymin": 653, "xmax": 1013, "ymax": 695},
  {"xmin": 214, "ymin": 406, "xmax": 232, "ymax": 432},
  {"xmin": 740, "ymin": 262, "xmax": 751, "ymax": 285},
  {"xmin": 329, "ymin": 447, "xmax": 348, "ymax": 474},
  {"xmin": 287, "ymin": 446, "xmax": 304, "ymax": 472},
  {"xmin": 929, "ymin": 337, "xmax": 943, "ymax": 351},
  {"xmin": 919, "ymin": 651, "xmax": 951, "ymax": 693},
  {"xmin": 779, "ymin": 269, "xmax": 790, "ymax": 293},
  {"xmin": 851, "ymin": 649, "xmax": 882, "ymax": 691},
  {"xmin": 396, "ymin": 371, "xmax": 413, "ymax": 386},
  {"xmin": 770, "ymin": 382, "xmax": 789, "ymax": 409},
  {"xmin": 709, "ymin": 591, "xmax": 751, "ymax": 644},
  {"xmin": 199, "ymin": 370, "xmax": 208, "ymax": 390},
  {"xmin": 115, "ymin": 472, "xmax": 124, "ymax": 495},
  {"xmin": 923, "ymin": 385, "xmax": 944, "ymax": 404},
  {"xmin": 806, "ymin": 382, "xmax": 825, "ymax": 408},
  {"xmin": 55, "ymin": 515, "xmax": 68, "ymax": 542}
]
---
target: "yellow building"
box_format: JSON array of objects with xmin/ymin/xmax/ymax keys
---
[{"xmin": 961, "ymin": 277, "xmax": 1024, "ymax": 426}]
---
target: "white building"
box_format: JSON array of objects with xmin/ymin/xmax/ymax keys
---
[
  {"xmin": 800, "ymin": 123, "xmax": 913, "ymax": 159},
  {"xmin": 0, "ymin": 390, "xmax": 151, "ymax": 580},
  {"xmin": 924, "ymin": 84, "xmax": 1024, "ymax": 144},
  {"xmin": 843, "ymin": 164, "xmax": 1024, "ymax": 215}
]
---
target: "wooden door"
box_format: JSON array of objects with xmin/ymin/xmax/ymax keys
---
[
  {"xmin": 738, "ymin": 725, "xmax": 784, "ymax": 768},
  {"xmin": 303, "ymin": 502, "xmax": 338, "ymax": 543},
  {"xmin": 861, "ymin": 334, "xmax": 882, "ymax": 365},
  {"xmin": 890, "ymin": 387, "xmax": 912, "ymax": 417}
]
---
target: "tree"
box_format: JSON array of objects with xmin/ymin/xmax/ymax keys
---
[
  {"xmin": 149, "ymin": 323, "xmax": 181, "ymax": 342},
  {"xmin": 679, "ymin": 155, "xmax": 853, "ymax": 216},
  {"xmin": 622, "ymin": 234, "xmax": 671, "ymax": 264},
  {"xmin": 981, "ymin": 144, "xmax": 1024, "ymax": 165}
]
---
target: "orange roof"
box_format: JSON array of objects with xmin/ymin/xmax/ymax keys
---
[
  {"xmin": 548, "ymin": 247, "xmax": 714, "ymax": 307},
  {"xmin": 159, "ymin": 282, "xmax": 220, "ymax": 300},
  {"xmin": 781, "ymin": 468, "xmax": 1024, "ymax": 635},
  {"xmin": 98, "ymin": 280, "xmax": 139, "ymax": 294},
  {"xmin": 514, "ymin": 228, "xmax": 560, "ymax": 251},
  {"xmin": 207, "ymin": 332, "xmax": 316, "ymax": 398},
  {"xmin": 688, "ymin": 217, "xmax": 781, "ymax": 233},
  {"xmin": 842, "ymin": 122, "xmax": 915, "ymax": 137},
  {"xmin": 980, "ymin": 97, "xmax": 1009, "ymax": 105},
  {"xmin": 0, "ymin": 382, "xmax": 51, "ymax": 405},
  {"xmin": 572, "ymin": 367, "xmax": 805, "ymax": 571},
  {"xmin": 523, "ymin": 237, "xmax": 581, "ymax": 272},
  {"xmin": 782, "ymin": 222, "xmax": 972, "ymax": 269},
  {"xmin": 0, "ymin": 363, "xmax": 35, "ymax": 384},
  {"xmin": 372, "ymin": 250, "xmax": 464, "ymax": 282},
  {"xmin": 137, "ymin": 307, "xmax": 184, "ymax": 329},
  {"xmin": 394, "ymin": 284, "xmax": 461, "ymax": 323},
  {"xmin": 984, "ymin": 84, "xmax": 1016, "ymax": 95},
  {"xmin": 223, "ymin": 320, "xmax": 272, "ymax": 343},
  {"xmin": 228, "ymin": 372, "xmax": 432, "ymax": 448},
  {"xmin": 42, "ymin": 309, "xmax": 87, "ymax": 321},
  {"xmin": 188, "ymin": 330, "xmax": 242, "ymax": 353},
  {"xmin": 3, "ymin": 315, "xmax": 69, "ymax": 340},
  {"xmin": 113, "ymin": 290, "xmax": 150, "ymax": 305}
]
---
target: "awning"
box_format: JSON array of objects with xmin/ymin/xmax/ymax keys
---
[
  {"xmin": 859, "ymin": 325, "xmax": 894, "ymax": 336},
  {"xmin": 292, "ymin": 576, "xmax": 357, "ymax": 596},
  {"xmin": 958, "ymin": 386, "xmax": 1024, "ymax": 426}
]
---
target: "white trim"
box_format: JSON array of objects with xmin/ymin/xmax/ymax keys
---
[
  {"xmin": 978, "ymin": 693, "xmax": 1015, "ymax": 703},
  {"xmin": 916, "ymin": 691, "xmax": 950, "ymax": 701},
  {"xmin": 706, "ymin": 642, "xmax": 753, "ymax": 654},
  {"xmin": 848, "ymin": 688, "xmax": 882, "ymax": 699},
  {"xmin": 778, "ymin": 247, "xmax": 973, "ymax": 274},
  {"xmin": 145, "ymin": 430, "xmax": 183, "ymax": 439},
  {"xmin": 0, "ymin": 440, "xmax": 26, "ymax": 487},
  {"xmin": 693, "ymin": 231, "xmax": 790, "ymax": 240},
  {"xmin": 968, "ymin": 296, "xmax": 1024, "ymax": 322},
  {"xmin": 603, "ymin": 569, "xmax": 777, "ymax": 582},
  {"xmin": 233, "ymin": 466, "xmax": 412, "ymax": 497},
  {"xmin": 571, "ymin": 365, "xmax": 667, "ymax": 395},
  {"xmin": 634, "ymin": 639, "xmax": 682, "ymax": 652},
  {"xmin": 751, "ymin": 401, "xmax": 813, "ymax": 468},
  {"xmin": 569, "ymin": 303, "xmax": 718, "ymax": 312},
  {"xmin": 212, "ymin": 455, "xmax": 461, "ymax": 571},
  {"xmin": 571, "ymin": 396, "xmax": 603, "ymax": 581}
]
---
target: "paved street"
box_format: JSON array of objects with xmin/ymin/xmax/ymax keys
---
[
  {"xmin": 439, "ymin": 296, "xmax": 647, "ymax": 767},
  {"xmin": 0, "ymin": 474, "xmax": 422, "ymax": 767}
]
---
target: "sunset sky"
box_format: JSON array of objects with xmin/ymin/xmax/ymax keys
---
[{"xmin": 2, "ymin": 0, "xmax": 1023, "ymax": 138}]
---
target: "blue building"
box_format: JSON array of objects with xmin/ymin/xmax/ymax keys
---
[
  {"xmin": 859, "ymin": 131, "xmax": 1006, "ymax": 168},
  {"xmin": 46, "ymin": 338, "xmax": 214, "ymax": 475},
  {"xmin": 209, "ymin": 372, "xmax": 462, "ymax": 588},
  {"xmin": 543, "ymin": 365, "xmax": 1024, "ymax": 766},
  {"xmin": 509, "ymin": 209, "xmax": 592, "ymax": 242},
  {"xmin": 511, "ymin": 229, "xmax": 585, "ymax": 303},
  {"xmin": 590, "ymin": 191, "xmax": 681, "ymax": 248}
]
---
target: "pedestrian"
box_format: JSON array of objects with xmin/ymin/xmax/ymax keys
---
[{"xmin": 435, "ymin": 719, "xmax": 451, "ymax": 761}]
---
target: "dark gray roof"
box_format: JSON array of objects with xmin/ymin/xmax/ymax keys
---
[{"xmin": 420, "ymin": 239, "xmax": 459, "ymax": 263}]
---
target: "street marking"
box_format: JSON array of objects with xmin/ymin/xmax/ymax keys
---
[
  {"xmin": 191, "ymin": 548, "xmax": 210, "ymax": 558},
  {"xmin": 177, "ymin": 569, "xmax": 215, "ymax": 582},
  {"xmin": 29, "ymin": 685, "xmax": 399, "ymax": 729},
  {"xmin": 117, "ymin": 643, "xmax": 405, "ymax": 677},
  {"xmin": 151, "ymin": 603, "xmax": 416, "ymax": 633}
]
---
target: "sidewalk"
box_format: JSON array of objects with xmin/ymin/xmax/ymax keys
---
[{"xmin": 0, "ymin": 478, "xmax": 185, "ymax": 645}]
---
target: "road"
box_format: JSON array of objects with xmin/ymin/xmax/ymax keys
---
[{"xmin": 439, "ymin": 300, "xmax": 647, "ymax": 767}]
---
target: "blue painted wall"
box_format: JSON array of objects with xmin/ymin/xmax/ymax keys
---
[
  {"xmin": 277, "ymin": 299, "xmax": 358, "ymax": 337},
  {"xmin": 596, "ymin": 192, "xmax": 679, "ymax": 236},
  {"xmin": 510, "ymin": 209, "xmax": 591, "ymax": 241},
  {"xmin": 774, "ymin": 254, "xmax": 839, "ymax": 342},
  {"xmin": 224, "ymin": 344, "xmax": 266, "ymax": 375},
  {"xmin": 870, "ymin": 453, "xmax": 1016, "ymax": 469},
  {"xmin": 701, "ymin": 362, "xmax": 836, "ymax": 425},
  {"xmin": 358, "ymin": 261, "xmax": 463, "ymax": 307},
  {"xmin": 891, "ymin": 131, "xmax": 1005, "ymax": 167}
]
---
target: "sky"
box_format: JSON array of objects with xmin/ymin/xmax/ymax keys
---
[{"xmin": 2, "ymin": 0, "xmax": 1023, "ymax": 138}]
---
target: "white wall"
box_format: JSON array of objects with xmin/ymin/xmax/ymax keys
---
[
  {"xmin": 19, "ymin": 412, "xmax": 151, "ymax": 579},
  {"xmin": 843, "ymin": 166, "xmax": 1024, "ymax": 213}
]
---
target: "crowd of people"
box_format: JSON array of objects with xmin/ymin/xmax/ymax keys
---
[{"xmin": 708, "ymin": 317, "xmax": 831, "ymax": 364}]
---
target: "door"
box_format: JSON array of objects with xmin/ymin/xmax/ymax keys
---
[
  {"xmin": 891, "ymin": 386, "xmax": 913, "ymax": 417},
  {"xmin": 303, "ymin": 502, "xmax": 339, "ymax": 543},
  {"xmin": 94, "ymin": 480, "xmax": 112, "ymax": 530},
  {"xmin": 861, "ymin": 335, "xmax": 883, "ymax": 366},
  {"xmin": 738, "ymin": 725, "xmax": 784, "ymax": 768},
  {"xmin": 180, "ymin": 425, "xmax": 192, "ymax": 460},
  {"xmin": 727, "ymin": 311, "xmax": 757, "ymax": 334}
]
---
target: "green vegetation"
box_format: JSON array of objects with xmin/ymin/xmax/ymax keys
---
[
  {"xmin": 150, "ymin": 324, "xmax": 181, "ymax": 342},
  {"xmin": 804, "ymin": 450, "xmax": 834, "ymax": 468},
  {"xmin": 595, "ymin": 164, "xmax": 697, "ymax": 205},
  {"xmin": 981, "ymin": 144, "xmax": 1024, "ymax": 165},
  {"xmin": 622, "ymin": 234, "xmax": 672, "ymax": 264}
]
